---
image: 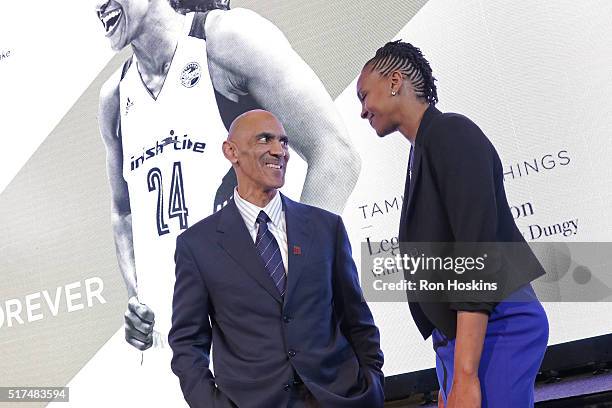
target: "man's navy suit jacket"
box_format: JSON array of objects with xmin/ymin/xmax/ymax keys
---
[{"xmin": 169, "ymin": 194, "xmax": 384, "ymax": 408}]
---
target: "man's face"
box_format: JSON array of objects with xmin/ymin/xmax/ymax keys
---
[
  {"xmin": 231, "ymin": 115, "xmax": 290, "ymax": 192},
  {"xmin": 356, "ymin": 68, "xmax": 399, "ymax": 137},
  {"xmin": 95, "ymin": 0, "xmax": 149, "ymax": 51}
]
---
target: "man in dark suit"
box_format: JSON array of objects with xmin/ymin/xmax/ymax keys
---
[
  {"xmin": 169, "ymin": 109, "xmax": 384, "ymax": 408},
  {"xmin": 357, "ymin": 41, "xmax": 548, "ymax": 407}
]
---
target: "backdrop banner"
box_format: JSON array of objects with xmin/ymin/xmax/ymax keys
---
[{"xmin": 1, "ymin": 1, "xmax": 611, "ymax": 406}]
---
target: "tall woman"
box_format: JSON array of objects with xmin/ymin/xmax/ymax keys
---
[{"xmin": 356, "ymin": 40, "xmax": 549, "ymax": 408}]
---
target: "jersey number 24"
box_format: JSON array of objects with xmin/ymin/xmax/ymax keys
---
[{"xmin": 147, "ymin": 162, "xmax": 189, "ymax": 236}]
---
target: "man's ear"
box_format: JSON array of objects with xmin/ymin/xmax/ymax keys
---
[{"xmin": 222, "ymin": 140, "xmax": 238, "ymax": 164}]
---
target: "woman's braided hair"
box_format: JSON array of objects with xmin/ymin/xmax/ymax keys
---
[{"xmin": 365, "ymin": 40, "xmax": 438, "ymax": 105}]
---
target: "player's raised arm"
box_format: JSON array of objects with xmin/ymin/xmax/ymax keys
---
[
  {"xmin": 99, "ymin": 73, "xmax": 154, "ymax": 350},
  {"xmin": 205, "ymin": 8, "xmax": 360, "ymax": 214}
]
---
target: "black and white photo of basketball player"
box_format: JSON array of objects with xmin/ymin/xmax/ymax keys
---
[
  {"xmin": 96, "ymin": 0, "xmax": 359, "ymax": 389},
  {"xmin": 93, "ymin": 0, "xmax": 361, "ymax": 405}
]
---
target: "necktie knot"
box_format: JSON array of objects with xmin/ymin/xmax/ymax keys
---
[{"xmin": 257, "ymin": 210, "xmax": 271, "ymax": 225}]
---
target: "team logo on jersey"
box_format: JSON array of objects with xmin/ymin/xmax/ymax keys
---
[
  {"xmin": 129, "ymin": 130, "xmax": 207, "ymax": 172},
  {"xmin": 180, "ymin": 62, "xmax": 201, "ymax": 88}
]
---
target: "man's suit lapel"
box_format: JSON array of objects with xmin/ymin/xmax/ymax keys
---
[
  {"xmin": 217, "ymin": 199, "xmax": 282, "ymax": 303},
  {"xmin": 282, "ymin": 195, "xmax": 314, "ymax": 306}
]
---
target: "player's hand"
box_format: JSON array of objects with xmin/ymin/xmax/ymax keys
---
[
  {"xmin": 124, "ymin": 296, "xmax": 155, "ymax": 351},
  {"xmin": 447, "ymin": 372, "xmax": 481, "ymax": 408}
]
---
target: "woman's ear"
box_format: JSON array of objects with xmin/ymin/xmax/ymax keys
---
[{"xmin": 390, "ymin": 70, "xmax": 404, "ymax": 95}]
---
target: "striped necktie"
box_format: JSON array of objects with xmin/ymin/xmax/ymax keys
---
[{"xmin": 255, "ymin": 210, "xmax": 287, "ymax": 297}]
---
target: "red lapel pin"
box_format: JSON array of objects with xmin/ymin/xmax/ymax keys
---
[{"xmin": 293, "ymin": 245, "xmax": 302, "ymax": 255}]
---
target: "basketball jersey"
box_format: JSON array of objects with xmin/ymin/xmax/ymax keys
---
[{"xmin": 119, "ymin": 12, "xmax": 228, "ymax": 344}]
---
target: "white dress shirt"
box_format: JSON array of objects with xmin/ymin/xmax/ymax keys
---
[{"xmin": 233, "ymin": 188, "xmax": 289, "ymax": 274}]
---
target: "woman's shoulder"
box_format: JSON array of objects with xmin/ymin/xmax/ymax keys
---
[{"xmin": 426, "ymin": 111, "xmax": 489, "ymax": 151}]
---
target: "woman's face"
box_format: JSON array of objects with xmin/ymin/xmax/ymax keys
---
[{"xmin": 356, "ymin": 67, "xmax": 400, "ymax": 137}]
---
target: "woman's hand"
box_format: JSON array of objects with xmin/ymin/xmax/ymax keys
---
[{"xmin": 447, "ymin": 372, "xmax": 481, "ymax": 408}]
